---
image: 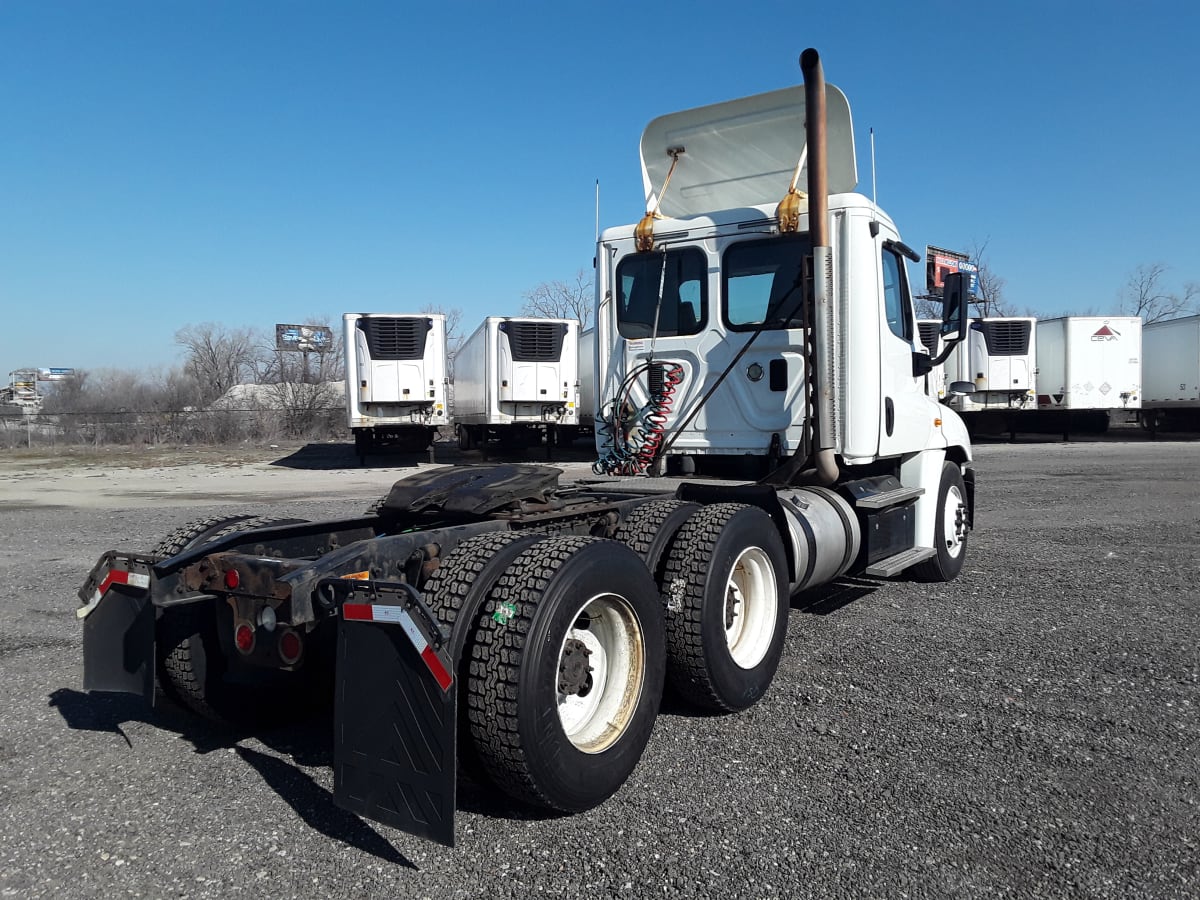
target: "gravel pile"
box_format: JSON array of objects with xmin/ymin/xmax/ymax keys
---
[{"xmin": 0, "ymin": 440, "xmax": 1196, "ymax": 898}]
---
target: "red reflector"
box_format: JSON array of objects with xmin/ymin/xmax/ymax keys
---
[
  {"xmin": 278, "ymin": 630, "xmax": 302, "ymax": 664},
  {"xmin": 234, "ymin": 623, "xmax": 255, "ymax": 653},
  {"xmin": 224, "ymin": 569, "xmax": 240, "ymax": 590}
]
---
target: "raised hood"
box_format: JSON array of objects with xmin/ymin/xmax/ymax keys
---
[{"xmin": 640, "ymin": 84, "xmax": 856, "ymax": 219}]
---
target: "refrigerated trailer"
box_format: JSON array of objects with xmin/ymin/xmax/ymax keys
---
[
  {"xmin": 453, "ymin": 316, "xmax": 580, "ymax": 449},
  {"xmin": 1141, "ymin": 314, "xmax": 1200, "ymax": 430},
  {"xmin": 76, "ymin": 49, "xmax": 974, "ymax": 849},
  {"xmin": 1033, "ymin": 315, "xmax": 1141, "ymax": 432},
  {"xmin": 344, "ymin": 313, "xmax": 449, "ymax": 463}
]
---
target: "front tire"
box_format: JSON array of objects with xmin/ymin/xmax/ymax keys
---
[
  {"xmin": 466, "ymin": 537, "xmax": 665, "ymax": 812},
  {"xmin": 660, "ymin": 503, "xmax": 789, "ymax": 712},
  {"xmin": 912, "ymin": 461, "xmax": 969, "ymax": 583}
]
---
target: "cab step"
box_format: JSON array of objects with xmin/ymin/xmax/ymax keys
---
[
  {"xmin": 864, "ymin": 546, "xmax": 936, "ymax": 577},
  {"xmin": 853, "ymin": 486, "xmax": 924, "ymax": 509}
]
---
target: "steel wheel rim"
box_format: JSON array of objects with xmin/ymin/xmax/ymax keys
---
[
  {"xmin": 943, "ymin": 483, "xmax": 967, "ymax": 558},
  {"xmin": 556, "ymin": 593, "xmax": 645, "ymax": 754},
  {"xmin": 724, "ymin": 546, "xmax": 777, "ymax": 670}
]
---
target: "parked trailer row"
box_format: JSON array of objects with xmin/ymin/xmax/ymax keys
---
[
  {"xmin": 344, "ymin": 314, "xmax": 582, "ymax": 463},
  {"xmin": 921, "ymin": 314, "xmax": 1146, "ymax": 435},
  {"xmin": 78, "ymin": 49, "xmax": 975, "ymax": 848}
]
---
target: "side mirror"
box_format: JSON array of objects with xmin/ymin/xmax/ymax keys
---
[
  {"xmin": 948, "ymin": 380, "xmax": 976, "ymax": 396},
  {"xmin": 939, "ymin": 272, "xmax": 970, "ymax": 343},
  {"xmin": 929, "ymin": 272, "xmax": 970, "ymax": 366}
]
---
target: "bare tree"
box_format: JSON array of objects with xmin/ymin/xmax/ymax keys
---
[
  {"xmin": 521, "ymin": 270, "xmax": 594, "ymax": 327},
  {"xmin": 257, "ymin": 316, "xmax": 345, "ymax": 438},
  {"xmin": 420, "ymin": 303, "xmax": 465, "ymax": 358},
  {"xmin": 965, "ymin": 239, "xmax": 1011, "ymax": 317},
  {"xmin": 175, "ymin": 323, "xmax": 260, "ymax": 404},
  {"xmin": 1119, "ymin": 263, "xmax": 1199, "ymax": 324}
]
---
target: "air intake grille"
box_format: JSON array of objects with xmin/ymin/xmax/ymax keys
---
[
  {"xmin": 358, "ymin": 317, "xmax": 431, "ymax": 361},
  {"xmin": 917, "ymin": 321, "xmax": 940, "ymax": 355},
  {"xmin": 980, "ymin": 320, "xmax": 1031, "ymax": 356},
  {"xmin": 502, "ymin": 321, "xmax": 567, "ymax": 362}
]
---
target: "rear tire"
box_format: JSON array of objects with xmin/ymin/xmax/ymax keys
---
[
  {"xmin": 466, "ymin": 537, "xmax": 665, "ymax": 812},
  {"xmin": 153, "ymin": 515, "xmax": 321, "ymax": 726},
  {"xmin": 421, "ymin": 530, "xmax": 546, "ymax": 785},
  {"xmin": 614, "ymin": 499, "xmax": 701, "ymax": 582},
  {"xmin": 660, "ymin": 504, "xmax": 789, "ymax": 712},
  {"xmin": 911, "ymin": 461, "xmax": 969, "ymax": 583}
]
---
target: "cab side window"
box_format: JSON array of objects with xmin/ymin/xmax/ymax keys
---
[{"xmin": 882, "ymin": 248, "xmax": 912, "ymax": 342}]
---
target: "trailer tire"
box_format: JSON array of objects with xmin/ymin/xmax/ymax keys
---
[
  {"xmin": 153, "ymin": 515, "xmax": 321, "ymax": 726},
  {"xmin": 660, "ymin": 503, "xmax": 789, "ymax": 712},
  {"xmin": 466, "ymin": 536, "xmax": 665, "ymax": 812},
  {"xmin": 421, "ymin": 530, "xmax": 546, "ymax": 785},
  {"xmin": 911, "ymin": 461, "xmax": 969, "ymax": 583},
  {"xmin": 456, "ymin": 425, "xmax": 474, "ymax": 451},
  {"xmin": 614, "ymin": 499, "xmax": 701, "ymax": 582}
]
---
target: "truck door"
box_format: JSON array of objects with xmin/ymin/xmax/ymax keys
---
[{"xmin": 876, "ymin": 244, "xmax": 934, "ymax": 456}]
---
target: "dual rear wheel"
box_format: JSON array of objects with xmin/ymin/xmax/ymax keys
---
[{"xmin": 424, "ymin": 500, "xmax": 791, "ymax": 813}]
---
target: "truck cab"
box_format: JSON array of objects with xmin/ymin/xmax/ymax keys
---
[{"xmin": 593, "ymin": 83, "xmax": 971, "ymax": 477}]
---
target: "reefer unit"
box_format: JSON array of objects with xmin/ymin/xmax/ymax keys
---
[
  {"xmin": 343, "ymin": 313, "xmax": 449, "ymax": 462},
  {"xmin": 917, "ymin": 320, "xmax": 947, "ymax": 401},
  {"xmin": 454, "ymin": 317, "xmax": 580, "ymax": 449},
  {"xmin": 941, "ymin": 317, "xmax": 1037, "ymax": 412},
  {"xmin": 1142, "ymin": 314, "xmax": 1200, "ymax": 427},
  {"xmin": 1035, "ymin": 316, "xmax": 1141, "ymax": 410}
]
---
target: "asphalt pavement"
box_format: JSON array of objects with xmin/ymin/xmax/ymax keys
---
[{"xmin": 0, "ymin": 438, "xmax": 1197, "ymax": 898}]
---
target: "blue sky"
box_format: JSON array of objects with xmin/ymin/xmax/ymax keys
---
[{"xmin": 3, "ymin": 0, "xmax": 1198, "ymax": 375}]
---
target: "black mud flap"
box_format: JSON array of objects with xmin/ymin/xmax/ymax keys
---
[
  {"xmin": 82, "ymin": 584, "xmax": 155, "ymax": 702},
  {"xmin": 332, "ymin": 583, "xmax": 457, "ymax": 847},
  {"xmin": 79, "ymin": 552, "xmax": 157, "ymax": 703}
]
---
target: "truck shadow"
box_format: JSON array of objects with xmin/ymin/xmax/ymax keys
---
[
  {"xmin": 792, "ymin": 576, "xmax": 881, "ymax": 615},
  {"xmin": 47, "ymin": 688, "xmax": 414, "ymax": 867}
]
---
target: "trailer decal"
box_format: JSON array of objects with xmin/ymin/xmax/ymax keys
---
[
  {"xmin": 342, "ymin": 602, "xmax": 453, "ymax": 691},
  {"xmin": 76, "ymin": 569, "xmax": 151, "ymax": 619}
]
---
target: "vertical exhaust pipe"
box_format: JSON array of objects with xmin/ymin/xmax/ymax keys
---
[{"xmin": 801, "ymin": 48, "xmax": 839, "ymax": 486}]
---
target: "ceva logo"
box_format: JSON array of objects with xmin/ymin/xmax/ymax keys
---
[{"xmin": 1091, "ymin": 323, "xmax": 1121, "ymax": 342}]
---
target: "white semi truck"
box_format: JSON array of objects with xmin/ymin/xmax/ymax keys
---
[
  {"xmin": 75, "ymin": 49, "xmax": 974, "ymax": 849},
  {"xmin": 453, "ymin": 316, "xmax": 580, "ymax": 450},
  {"xmin": 1141, "ymin": 314, "xmax": 1200, "ymax": 430},
  {"xmin": 343, "ymin": 312, "xmax": 449, "ymax": 463}
]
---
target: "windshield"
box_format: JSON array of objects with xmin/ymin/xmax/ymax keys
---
[
  {"xmin": 723, "ymin": 235, "xmax": 811, "ymax": 331},
  {"xmin": 615, "ymin": 248, "xmax": 707, "ymax": 339}
]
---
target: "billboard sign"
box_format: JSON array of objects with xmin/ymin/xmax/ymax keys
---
[
  {"xmin": 925, "ymin": 245, "xmax": 979, "ymax": 298},
  {"xmin": 275, "ymin": 324, "xmax": 334, "ymax": 353},
  {"xmin": 37, "ymin": 367, "xmax": 76, "ymax": 381}
]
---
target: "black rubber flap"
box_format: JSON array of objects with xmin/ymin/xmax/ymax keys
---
[
  {"xmin": 82, "ymin": 586, "xmax": 155, "ymax": 703},
  {"xmin": 333, "ymin": 616, "xmax": 457, "ymax": 846}
]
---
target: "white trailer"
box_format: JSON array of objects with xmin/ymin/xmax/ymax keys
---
[
  {"xmin": 1033, "ymin": 316, "xmax": 1141, "ymax": 431},
  {"xmin": 454, "ymin": 316, "xmax": 580, "ymax": 449},
  {"xmin": 579, "ymin": 327, "xmax": 597, "ymax": 436},
  {"xmin": 1141, "ymin": 314, "xmax": 1200, "ymax": 430},
  {"xmin": 941, "ymin": 317, "xmax": 1037, "ymax": 412},
  {"xmin": 343, "ymin": 313, "xmax": 448, "ymax": 463}
]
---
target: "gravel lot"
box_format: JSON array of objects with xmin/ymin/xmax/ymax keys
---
[{"xmin": 0, "ymin": 437, "xmax": 1197, "ymax": 898}]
